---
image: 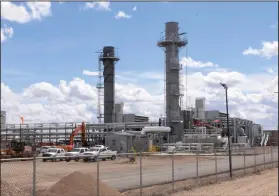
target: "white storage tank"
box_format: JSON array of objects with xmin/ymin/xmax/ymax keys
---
[{"xmin": 141, "ymin": 126, "xmax": 171, "ymax": 135}]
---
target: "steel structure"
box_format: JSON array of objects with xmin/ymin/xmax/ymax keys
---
[
  {"xmin": 96, "ymin": 54, "xmax": 104, "ymax": 123},
  {"xmin": 0, "ymin": 122, "xmax": 159, "ymax": 145},
  {"xmin": 157, "ymin": 22, "xmax": 187, "ymax": 142},
  {"xmin": 98, "ymin": 46, "xmax": 120, "ymax": 124}
]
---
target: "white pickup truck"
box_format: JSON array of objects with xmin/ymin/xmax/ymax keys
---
[
  {"xmin": 82, "ymin": 147, "xmax": 117, "ymax": 162},
  {"xmin": 37, "ymin": 146, "xmax": 57, "ymax": 154},
  {"xmin": 42, "ymin": 148, "xmax": 66, "ymax": 162},
  {"xmin": 65, "ymin": 147, "xmax": 89, "ymax": 162}
]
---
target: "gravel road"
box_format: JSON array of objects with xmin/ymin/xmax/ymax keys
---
[{"xmin": 101, "ymin": 148, "xmax": 278, "ymax": 191}]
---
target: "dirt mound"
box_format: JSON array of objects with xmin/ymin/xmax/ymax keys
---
[
  {"xmin": 40, "ymin": 171, "xmax": 123, "ymax": 196},
  {"xmin": 1, "ymin": 180, "xmax": 29, "ymax": 196}
]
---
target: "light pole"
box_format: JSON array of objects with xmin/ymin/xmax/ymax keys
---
[
  {"xmin": 275, "ymin": 92, "xmax": 278, "ymax": 131},
  {"xmin": 220, "ymin": 83, "xmax": 232, "ymax": 179}
]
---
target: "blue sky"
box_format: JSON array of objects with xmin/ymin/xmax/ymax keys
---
[
  {"xmin": 2, "ymin": 2, "xmax": 278, "ymax": 91},
  {"xmin": 1, "ymin": 2, "xmax": 278, "ymax": 128}
]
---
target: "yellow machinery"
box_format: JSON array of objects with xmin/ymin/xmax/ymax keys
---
[
  {"xmin": 1, "ymin": 139, "xmax": 33, "ymax": 158},
  {"xmin": 149, "ymin": 145, "xmax": 159, "ymax": 152},
  {"xmin": 127, "ymin": 146, "xmax": 137, "ymax": 163}
]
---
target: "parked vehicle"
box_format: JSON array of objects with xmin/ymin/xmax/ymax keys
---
[
  {"xmin": 82, "ymin": 147, "xmax": 117, "ymax": 162},
  {"xmin": 94, "ymin": 145, "xmax": 105, "ymax": 149},
  {"xmin": 42, "ymin": 148, "xmax": 66, "ymax": 162},
  {"xmin": 38, "ymin": 146, "xmax": 57, "ymax": 154},
  {"xmin": 65, "ymin": 148, "xmax": 89, "ymax": 162}
]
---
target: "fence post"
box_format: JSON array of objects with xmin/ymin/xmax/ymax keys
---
[
  {"xmin": 243, "ymin": 147, "xmax": 246, "ymax": 175},
  {"xmin": 172, "ymin": 150, "xmax": 174, "ymax": 192},
  {"xmin": 196, "ymin": 149, "xmax": 199, "ymax": 185},
  {"xmin": 263, "ymin": 146, "xmax": 266, "ymax": 169},
  {"xmin": 97, "ymin": 154, "xmax": 100, "ymax": 196},
  {"xmin": 254, "ymin": 147, "xmax": 257, "ymax": 172},
  {"xmin": 140, "ymin": 151, "xmax": 142, "ymax": 196},
  {"xmin": 271, "ymin": 146, "xmax": 273, "ymax": 168},
  {"xmin": 32, "ymin": 154, "xmax": 36, "ymax": 196},
  {"xmin": 214, "ymin": 148, "xmax": 217, "ymax": 182}
]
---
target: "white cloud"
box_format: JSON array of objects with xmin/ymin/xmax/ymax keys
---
[
  {"xmin": 243, "ymin": 41, "xmax": 278, "ymax": 59},
  {"xmin": 1, "ymin": 2, "xmax": 51, "ymax": 24},
  {"xmin": 83, "ymin": 70, "xmax": 99, "ymax": 76},
  {"xmin": 115, "ymin": 11, "xmax": 132, "ymax": 19},
  {"xmin": 1, "ymin": 68, "xmax": 278, "ymax": 129},
  {"xmin": 180, "ymin": 57, "xmax": 219, "ymax": 68},
  {"xmin": 1, "ymin": 25, "xmax": 14, "ymax": 43},
  {"xmin": 121, "ymin": 71, "xmax": 163, "ymax": 80},
  {"xmin": 82, "ymin": 70, "xmax": 163, "ymax": 82},
  {"xmin": 267, "ymin": 68, "xmax": 274, "ymax": 74},
  {"xmin": 83, "ymin": 2, "xmax": 111, "ymax": 11},
  {"xmin": 203, "ymin": 71, "xmax": 245, "ymax": 88},
  {"xmin": 132, "ymin": 6, "xmax": 137, "ymax": 11}
]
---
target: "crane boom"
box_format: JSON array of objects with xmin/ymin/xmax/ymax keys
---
[
  {"xmin": 57, "ymin": 122, "xmax": 87, "ymax": 151},
  {"xmin": 69, "ymin": 122, "xmax": 86, "ymax": 146}
]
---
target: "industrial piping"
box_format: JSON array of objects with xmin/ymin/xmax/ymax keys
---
[{"xmin": 141, "ymin": 126, "xmax": 171, "ymax": 135}]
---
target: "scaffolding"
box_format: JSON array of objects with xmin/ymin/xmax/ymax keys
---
[
  {"xmin": 184, "ymin": 44, "xmax": 188, "ymax": 110},
  {"xmin": 0, "ymin": 122, "xmax": 160, "ymax": 145},
  {"xmin": 97, "ymin": 54, "xmax": 104, "ymax": 123},
  {"xmin": 179, "ymin": 58, "xmax": 185, "ymax": 110},
  {"xmin": 163, "ymin": 50, "xmax": 167, "ymax": 126}
]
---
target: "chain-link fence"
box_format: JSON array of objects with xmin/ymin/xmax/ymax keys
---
[{"xmin": 1, "ymin": 146, "xmax": 278, "ymax": 196}]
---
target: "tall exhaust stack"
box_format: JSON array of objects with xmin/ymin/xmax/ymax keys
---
[
  {"xmin": 99, "ymin": 46, "xmax": 119, "ymax": 124},
  {"xmin": 157, "ymin": 22, "xmax": 187, "ymax": 142}
]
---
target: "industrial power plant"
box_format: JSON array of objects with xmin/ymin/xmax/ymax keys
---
[{"xmin": 0, "ymin": 22, "xmax": 270, "ymax": 154}]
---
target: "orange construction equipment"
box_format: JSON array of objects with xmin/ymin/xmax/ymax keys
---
[{"xmin": 57, "ymin": 122, "xmax": 87, "ymax": 151}]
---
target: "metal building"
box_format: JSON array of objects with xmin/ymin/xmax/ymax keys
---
[
  {"xmin": 157, "ymin": 22, "xmax": 187, "ymax": 142},
  {"xmin": 114, "ymin": 102, "xmax": 124, "ymax": 123},
  {"xmin": 195, "ymin": 97, "xmax": 206, "ymax": 119},
  {"xmin": 99, "ymin": 46, "xmax": 120, "ymax": 124},
  {"xmin": 123, "ymin": 114, "xmax": 149, "ymax": 123}
]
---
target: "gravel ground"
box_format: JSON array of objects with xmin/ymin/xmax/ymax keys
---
[
  {"xmin": 39, "ymin": 171, "xmax": 123, "ymax": 196},
  {"xmin": 124, "ymin": 165, "xmax": 278, "ymax": 196},
  {"xmin": 1, "ymin": 155, "xmax": 211, "ymax": 193},
  {"xmin": 1, "ymin": 180, "xmax": 30, "ymax": 196},
  {"xmin": 172, "ymin": 168, "xmax": 278, "ymax": 196}
]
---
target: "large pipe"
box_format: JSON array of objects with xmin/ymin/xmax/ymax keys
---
[
  {"xmin": 0, "ymin": 124, "xmax": 160, "ymax": 135},
  {"xmin": 141, "ymin": 126, "xmax": 171, "ymax": 135}
]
